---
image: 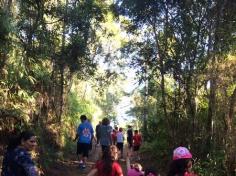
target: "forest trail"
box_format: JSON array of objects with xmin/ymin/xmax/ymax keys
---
[{"xmin": 44, "ymin": 143, "xmax": 128, "ymax": 176}]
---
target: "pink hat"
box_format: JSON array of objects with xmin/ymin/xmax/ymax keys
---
[{"xmin": 173, "ymin": 147, "xmax": 192, "ymax": 160}]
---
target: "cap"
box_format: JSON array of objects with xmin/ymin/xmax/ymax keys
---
[{"xmin": 173, "ymin": 146, "xmax": 192, "ymax": 160}]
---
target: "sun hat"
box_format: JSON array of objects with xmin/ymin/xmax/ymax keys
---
[{"xmin": 173, "ymin": 146, "xmax": 192, "ymax": 160}]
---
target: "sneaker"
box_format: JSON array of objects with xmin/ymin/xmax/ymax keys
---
[
  {"xmin": 79, "ymin": 161, "xmax": 83, "ymax": 169},
  {"xmin": 82, "ymin": 164, "xmax": 86, "ymax": 169}
]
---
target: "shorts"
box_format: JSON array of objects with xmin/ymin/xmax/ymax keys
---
[
  {"xmin": 116, "ymin": 142, "xmax": 123, "ymax": 151},
  {"xmin": 133, "ymin": 145, "xmax": 140, "ymax": 151},
  {"xmin": 89, "ymin": 142, "xmax": 92, "ymax": 151},
  {"xmin": 77, "ymin": 142, "xmax": 90, "ymax": 157}
]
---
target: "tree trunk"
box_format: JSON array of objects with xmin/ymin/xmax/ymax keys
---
[
  {"xmin": 143, "ymin": 63, "xmax": 148, "ymax": 137},
  {"xmin": 206, "ymin": 74, "xmax": 216, "ymax": 152},
  {"xmin": 225, "ymin": 87, "xmax": 236, "ymax": 176},
  {"xmin": 59, "ymin": 65, "xmax": 64, "ymax": 123}
]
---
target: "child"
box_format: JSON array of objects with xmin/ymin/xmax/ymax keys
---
[
  {"xmin": 133, "ymin": 130, "xmax": 142, "ymax": 160},
  {"xmin": 112, "ymin": 129, "xmax": 117, "ymax": 145},
  {"xmin": 127, "ymin": 125, "xmax": 133, "ymax": 150},
  {"xmin": 144, "ymin": 167, "xmax": 160, "ymax": 176},
  {"xmin": 126, "ymin": 152, "xmax": 144, "ymax": 176},
  {"xmin": 87, "ymin": 145, "xmax": 123, "ymax": 176},
  {"xmin": 116, "ymin": 128, "xmax": 124, "ymax": 158},
  {"xmin": 167, "ymin": 146, "xmax": 198, "ymax": 176}
]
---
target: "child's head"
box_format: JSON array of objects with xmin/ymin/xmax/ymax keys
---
[
  {"xmin": 134, "ymin": 130, "xmax": 139, "ymax": 134},
  {"xmin": 172, "ymin": 146, "xmax": 192, "ymax": 160},
  {"xmin": 144, "ymin": 167, "xmax": 159, "ymax": 176},
  {"xmin": 119, "ymin": 127, "xmax": 123, "ymax": 132},
  {"xmin": 128, "ymin": 162, "xmax": 144, "ymax": 176},
  {"xmin": 102, "ymin": 118, "xmax": 110, "ymax": 125},
  {"xmin": 168, "ymin": 146, "xmax": 193, "ymax": 176},
  {"xmin": 80, "ymin": 115, "xmax": 87, "ymax": 122},
  {"xmin": 102, "ymin": 145, "xmax": 119, "ymax": 161},
  {"xmin": 131, "ymin": 162, "xmax": 143, "ymax": 172}
]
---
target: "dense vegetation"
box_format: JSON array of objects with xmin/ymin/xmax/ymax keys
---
[{"xmin": 0, "ymin": 0, "xmax": 236, "ymax": 175}]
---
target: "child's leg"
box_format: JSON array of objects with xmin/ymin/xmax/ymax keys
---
[{"xmin": 120, "ymin": 143, "xmax": 124, "ymax": 158}]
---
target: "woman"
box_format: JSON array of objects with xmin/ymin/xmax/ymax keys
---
[
  {"xmin": 167, "ymin": 146, "xmax": 197, "ymax": 176},
  {"xmin": 87, "ymin": 145, "xmax": 123, "ymax": 176},
  {"xmin": 99, "ymin": 118, "xmax": 113, "ymax": 152},
  {"xmin": 1, "ymin": 130, "xmax": 40, "ymax": 176}
]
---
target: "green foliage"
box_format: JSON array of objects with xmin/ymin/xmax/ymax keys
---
[
  {"xmin": 0, "ymin": 8, "xmax": 11, "ymax": 46},
  {"xmin": 141, "ymin": 136, "xmax": 169, "ymax": 170},
  {"xmin": 117, "ymin": 0, "xmax": 236, "ymax": 174},
  {"xmin": 194, "ymin": 151, "xmax": 226, "ymax": 176},
  {"xmin": 67, "ymin": 91, "xmax": 97, "ymax": 123}
]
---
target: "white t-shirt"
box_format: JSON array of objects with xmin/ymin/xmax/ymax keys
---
[{"xmin": 116, "ymin": 131, "xmax": 124, "ymax": 143}]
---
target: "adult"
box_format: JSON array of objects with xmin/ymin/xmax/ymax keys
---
[
  {"xmin": 99, "ymin": 118, "xmax": 113, "ymax": 152},
  {"xmin": 167, "ymin": 146, "xmax": 198, "ymax": 176},
  {"xmin": 74, "ymin": 115, "xmax": 94, "ymax": 169},
  {"xmin": 95, "ymin": 121, "xmax": 101, "ymax": 145},
  {"xmin": 127, "ymin": 125, "xmax": 133, "ymax": 150},
  {"xmin": 1, "ymin": 130, "xmax": 40, "ymax": 176},
  {"xmin": 87, "ymin": 145, "xmax": 123, "ymax": 176}
]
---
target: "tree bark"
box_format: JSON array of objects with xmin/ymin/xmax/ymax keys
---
[{"xmin": 225, "ymin": 87, "xmax": 236, "ymax": 176}]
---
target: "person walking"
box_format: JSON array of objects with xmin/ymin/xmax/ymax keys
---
[
  {"xmin": 95, "ymin": 121, "xmax": 101, "ymax": 145},
  {"xmin": 116, "ymin": 127, "xmax": 124, "ymax": 159},
  {"xmin": 1, "ymin": 130, "xmax": 41, "ymax": 176},
  {"xmin": 133, "ymin": 130, "xmax": 142, "ymax": 160},
  {"xmin": 87, "ymin": 145, "xmax": 123, "ymax": 176},
  {"xmin": 111, "ymin": 126, "xmax": 118, "ymax": 145},
  {"xmin": 127, "ymin": 125, "xmax": 133, "ymax": 150},
  {"xmin": 74, "ymin": 115, "xmax": 94, "ymax": 169},
  {"xmin": 99, "ymin": 118, "xmax": 113, "ymax": 153}
]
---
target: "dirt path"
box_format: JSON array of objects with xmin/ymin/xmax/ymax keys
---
[{"xmin": 44, "ymin": 144, "xmax": 128, "ymax": 176}]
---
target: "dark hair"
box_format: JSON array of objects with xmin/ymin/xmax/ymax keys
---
[
  {"xmin": 167, "ymin": 158, "xmax": 192, "ymax": 176},
  {"xmin": 102, "ymin": 118, "xmax": 110, "ymax": 126},
  {"xmin": 145, "ymin": 167, "xmax": 159, "ymax": 176},
  {"xmin": 134, "ymin": 130, "xmax": 138, "ymax": 133},
  {"xmin": 102, "ymin": 145, "xmax": 118, "ymax": 175},
  {"xmin": 80, "ymin": 115, "xmax": 87, "ymax": 121},
  {"xmin": 7, "ymin": 130, "xmax": 35, "ymax": 151}
]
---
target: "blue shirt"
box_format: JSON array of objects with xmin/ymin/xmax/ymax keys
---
[
  {"xmin": 1, "ymin": 147, "xmax": 38, "ymax": 176},
  {"xmin": 99, "ymin": 125, "xmax": 112, "ymax": 146},
  {"xmin": 77, "ymin": 120, "xmax": 94, "ymax": 144}
]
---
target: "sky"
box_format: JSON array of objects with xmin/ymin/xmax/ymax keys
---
[{"xmin": 114, "ymin": 68, "xmax": 139, "ymax": 127}]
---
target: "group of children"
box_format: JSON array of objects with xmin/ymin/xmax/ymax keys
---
[
  {"xmin": 1, "ymin": 119, "xmax": 198, "ymax": 176},
  {"xmin": 64, "ymin": 115, "xmax": 198, "ymax": 176},
  {"xmin": 87, "ymin": 145, "xmax": 197, "ymax": 176},
  {"xmin": 110, "ymin": 125, "xmax": 142, "ymax": 160}
]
